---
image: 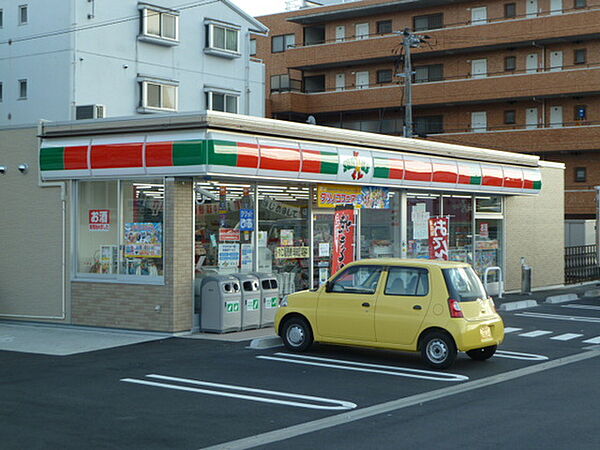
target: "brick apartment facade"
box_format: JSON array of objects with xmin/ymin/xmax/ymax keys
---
[{"xmin": 254, "ymin": 0, "xmax": 600, "ymax": 219}]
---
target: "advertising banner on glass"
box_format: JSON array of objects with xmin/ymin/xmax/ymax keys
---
[
  {"xmin": 124, "ymin": 223, "xmax": 162, "ymax": 258},
  {"xmin": 89, "ymin": 209, "xmax": 111, "ymax": 231},
  {"xmin": 332, "ymin": 205, "xmax": 356, "ymax": 274},
  {"xmin": 240, "ymin": 209, "xmax": 255, "ymax": 231},
  {"xmin": 317, "ymin": 185, "xmax": 390, "ymax": 209},
  {"xmin": 428, "ymin": 217, "xmax": 449, "ymax": 260}
]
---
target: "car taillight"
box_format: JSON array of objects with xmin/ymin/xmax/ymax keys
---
[{"xmin": 448, "ymin": 298, "xmax": 464, "ymax": 318}]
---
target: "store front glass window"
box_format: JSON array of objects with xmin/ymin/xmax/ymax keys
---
[
  {"xmin": 443, "ymin": 195, "xmax": 473, "ymax": 264},
  {"xmin": 475, "ymin": 218, "xmax": 502, "ymax": 277},
  {"xmin": 258, "ymin": 185, "xmax": 309, "ymax": 295},
  {"xmin": 407, "ymin": 193, "xmax": 440, "ymax": 258},
  {"xmin": 360, "ymin": 190, "xmax": 400, "ymax": 259},
  {"xmin": 76, "ymin": 180, "xmax": 164, "ymax": 279},
  {"xmin": 194, "ymin": 181, "xmax": 254, "ymax": 275}
]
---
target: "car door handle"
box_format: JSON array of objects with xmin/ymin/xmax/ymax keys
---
[
  {"xmin": 413, "ymin": 305, "xmax": 422, "ymax": 310},
  {"xmin": 362, "ymin": 302, "xmax": 370, "ymax": 307}
]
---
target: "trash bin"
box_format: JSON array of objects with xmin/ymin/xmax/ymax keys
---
[
  {"xmin": 521, "ymin": 262, "xmax": 532, "ymax": 295},
  {"xmin": 251, "ymin": 272, "xmax": 280, "ymax": 328},
  {"xmin": 197, "ymin": 275, "xmax": 242, "ymax": 333},
  {"xmin": 232, "ymin": 273, "xmax": 261, "ymax": 331}
]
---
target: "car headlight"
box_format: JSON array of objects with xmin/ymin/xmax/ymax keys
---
[{"xmin": 279, "ymin": 295, "xmax": 288, "ymax": 307}]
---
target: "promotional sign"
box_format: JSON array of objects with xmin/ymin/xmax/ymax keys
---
[
  {"xmin": 240, "ymin": 209, "xmax": 255, "ymax": 231},
  {"xmin": 339, "ymin": 149, "xmax": 373, "ymax": 182},
  {"xmin": 261, "ymin": 197, "xmax": 305, "ymax": 218},
  {"xmin": 280, "ymin": 229, "xmax": 294, "ymax": 246},
  {"xmin": 89, "ymin": 209, "xmax": 111, "ymax": 231},
  {"xmin": 428, "ymin": 217, "xmax": 449, "ymax": 260},
  {"xmin": 218, "ymin": 186, "xmax": 228, "ymax": 214},
  {"xmin": 332, "ymin": 205, "xmax": 356, "ymax": 274},
  {"xmin": 124, "ymin": 222, "xmax": 162, "ymax": 258},
  {"xmin": 241, "ymin": 243, "xmax": 253, "ymax": 271},
  {"xmin": 218, "ymin": 243, "xmax": 240, "ymax": 268},
  {"xmin": 275, "ymin": 246, "xmax": 310, "ymax": 259},
  {"xmin": 479, "ymin": 222, "xmax": 489, "ymax": 238},
  {"xmin": 317, "ymin": 185, "xmax": 389, "ymax": 208},
  {"xmin": 219, "ymin": 228, "xmax": 240, "ymax": 242},
  {"xmin": 412, "ymin": 203, "xmax": 430, "ymax": 240}
]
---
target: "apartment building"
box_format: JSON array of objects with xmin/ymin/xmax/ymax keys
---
[
  {"xmin": 254, "ymin": 0, "xmax": 599, "ymax": 219},
  {"xmin": 0, "ymin": 0, "xmax": 268, "ymax": 126}
]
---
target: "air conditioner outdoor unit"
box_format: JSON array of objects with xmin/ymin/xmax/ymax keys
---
[{"xmin": 75, "ymin": 104, "xmax": 106, "ymax": 120}]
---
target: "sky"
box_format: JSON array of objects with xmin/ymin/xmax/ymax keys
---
[{"xmin": 229, "ymin": 0, "xmax": 288, "ymax": 17}]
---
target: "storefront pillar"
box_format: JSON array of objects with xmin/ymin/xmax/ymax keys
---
[{"xmin": 400, "ymin": 191, "xmax": 408, "ymax": 258}]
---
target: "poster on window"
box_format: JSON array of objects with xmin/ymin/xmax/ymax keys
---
[
  {"xmin": 89, "ymin": 209, "xmax": 111, "ymax": 231},
  {"xmin": 124, "ymin": 222, "xmax": 163, "ymax": 258},
  {"xmin": 428, "ymin": 217, "xmax": 449, "ymax": 260},
  {"xmin": 332, "ymin": 205, "xmax": 356, "ymax": 274}
]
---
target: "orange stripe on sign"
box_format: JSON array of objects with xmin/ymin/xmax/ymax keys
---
[
  {"xmin": 260, "ymin": 144, "xmax": 301, "ymax": 172},
  {"xmin": 92, "ymin": 143, "xmax": 144, "ymax": 169},
  {"xmin": 146, "ymin": 142, "xmax": 174, "ymax": 167},
  {"xmin": 64, "ymin": 146, "xmax": 88, "ymax": 170},
  {"xmin": 237, "ymin": 142, "xmax": 259, "ymax": 168},
  {"xmin": 482, "ymin": 166, "xmax": 503, "ymax": 187}
]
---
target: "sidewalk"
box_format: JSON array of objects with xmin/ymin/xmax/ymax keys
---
[{"xmin": 494, "ymin": 281, "xmax": 600, "ymax": 311}]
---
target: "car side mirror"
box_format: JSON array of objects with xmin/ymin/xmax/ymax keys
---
[{"xmin": 325, "ymin": 280, "xmax": 333, "ymax": 292}]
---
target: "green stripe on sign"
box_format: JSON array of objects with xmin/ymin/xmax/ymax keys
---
[
  {"xmin": 533, "ymin": 180, "xmax": 542, "ymax": 190},
  {"xmin": 373, "ymin": 157, "xmax": 390, "ymax": 178},
  {"xmin": 207, "ymin": 140, "xmax": 238, "ymax": 166},
  {"xmin": 173, "ymin": 140, "xmax": 206, "ymax": 166},
  {"xmin": 470, "ymin": 176, "xmax": 482, "ymax": 185},
  {"xmin": 320, "ymin": 151, "xmax": 338, "ymax": 174},
  {"xmin": 40, "ymin": 147, "xmax": 65, "ymax": 171}
]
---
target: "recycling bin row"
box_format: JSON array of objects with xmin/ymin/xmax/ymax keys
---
[{"xmin": 194, "ymin": 272, "xmax": 280, "ymax": 333}]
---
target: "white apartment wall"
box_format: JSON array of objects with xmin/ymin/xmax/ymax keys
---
[{"xmin": 0, "ymin": 0, "xmax": 267, "ymax": 125}]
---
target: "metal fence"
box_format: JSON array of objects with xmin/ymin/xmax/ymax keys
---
[{"xmin": 565, "ymin": 245, "xmax": 600, "ymax": 284}]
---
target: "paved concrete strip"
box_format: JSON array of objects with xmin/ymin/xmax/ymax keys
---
[
  {"xmin": 499, "ymin": 300, "xmax": 537, "ymax": 311},
  {"xmin": 516, "ymin": 312, "xmax": 600, "ymax": 324},
  {"xmin": 503, "ymin": 327, "xmax": 523, "ymax": 333},
  {"xmin": 562, "ymin": 304, "xmax": 600, "ymax": 311},
  {"xmin": 518, "ymin": 330, "xmax": 552, "ymax": 338},
  {"xmin": 583, "ymin": 336, "xmax": 600, "ymax": 344},
  {"xmin": 249, "ymin": 336, "xmax": 282, "ymax": 349},
  {"xmin": 545, "ymin": 293, "xmax": 578, "ymax": 304},
  {"xmin": 550, "ymin": 333, "xmax": 583, "ymax": 341},
  {"xmin": 583, "ymin": 289, "xmax": 600, "ymax": 298},
  {"xmin": 200, "ymin": 349, "xmax": 600, "ymax": 450}
]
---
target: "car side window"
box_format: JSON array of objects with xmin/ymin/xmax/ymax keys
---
[
  {"xmin": 385, "ymin": 267, "xmax": 429, "ymax": 296},
  {"xmin": 330, "ymin": 265, "xmax": 383, "ymax": 294}
]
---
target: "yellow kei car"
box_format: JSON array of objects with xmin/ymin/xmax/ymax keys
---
[{"xmin": 275, "ymin": 258, "xmax": 504, "ymax": 369}]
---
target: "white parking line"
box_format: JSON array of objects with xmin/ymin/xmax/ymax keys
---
[
  {"xmin": 519, "ymin": 330, "xmax": 553, "ymax": 338},
  {"xmin": 503, "ymin": 327, "xmax": 522, "ymax": 333},
  {"xmin": 516, "ymin": 312, "xmax": 600, "ymax": 323},
  {"xmin": 257, "ymin": 352, "xmax": 468, "ymax": 382},
  {"xmin": 121, "ymin": 375, "xmax": 356, "ymax": 411},
  {"xmin": 550, "ymin": 333, "xmax": 583, "ymax": 341},
  {"xmin": 561, "ymin": 304, "xmax": 600, "ymax": 311},
  {"xmin": 582, "ymin": 336, "xmax": 600, "ymax": 344},
  {"xmin": 494, "ymin": 350, "xmax": 549, "ymax": 361}
]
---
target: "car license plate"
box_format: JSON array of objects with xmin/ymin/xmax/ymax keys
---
[{"xmin": 480, "ymin": 326, "xmax": 492, "ymax": 340}]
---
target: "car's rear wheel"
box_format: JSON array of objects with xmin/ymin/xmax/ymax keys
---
[
  {"xmin": 466, "ymin": 345, "xmax": 497, "ymax": 361},
  {"xmin": 281, "ymin": 316, "xmax": 313, "ymax": 352},
  {"xmin": 420, "ymin": 331, "xmax": 457, "ymax": 370}
]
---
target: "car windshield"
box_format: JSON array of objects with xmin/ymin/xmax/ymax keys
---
[
  {"xmin": 330, "ymin": 265, "xmax": 383, "ymax": 294},
  {"xmin": 442, "ymin": 267, "xmax": 487, "ymax": 302}
]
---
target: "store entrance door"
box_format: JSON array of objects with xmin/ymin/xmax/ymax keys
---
[{"xmin": 312, "ymin": 210, "xmax": 335, "ymax": 289}]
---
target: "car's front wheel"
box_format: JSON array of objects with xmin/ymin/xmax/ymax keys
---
[
  {"xmin": 281, "ymin": 316, "xmax": 313, "ymax": 352},
  {"xmin": 466, "ymin": 345, "xmax": 497, "ymax": 361},
  {"xmin": 420, "ymin": 331, "xmax": 457, "ymax": 369}
]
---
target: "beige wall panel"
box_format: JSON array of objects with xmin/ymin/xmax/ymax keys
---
[{"xmin": 505, "ymin": 165, "xmax": 565, "ymax": 291}]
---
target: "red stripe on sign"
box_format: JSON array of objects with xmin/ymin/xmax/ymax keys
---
[
  {"xmin": 237, "ymin": 142, "xmax": 259, "ymax": 168},
  {"xmin": 503, "ymin": 167, "xmax": 524, "ymax": 189},
  {"xmin": 404, "ymin": 157, "xmax": 432, "ymax": 182},
  {"xmin": 388, "ymin": 158, "xmax": 404, "ymax": 179},
  {"xmin": 457, "ymin": 163, "xmax": 481, "ymax": 185},
  {"xmin": 432, "ymin": 161, "xmax": 458, "ymax": 183},
  {"xmin": 64, "ymin": 145, "xmax": 88, "ymax": 170},
  {"xmin": 146, "ymin": 142, "xmax": 174, "ymax": 167},
  {"xmin": 92, "ymin": 143, "xmax": 144, "ymax": 169},
  {"xmin": 482, "ymin": 165, "xmax": 503, "ymax": 187},
  {"xmin": 522, "ymin": 169, "xmax": 541, "ymax": 189},
  {"xmin": 260, "ymin": 144, "xmax": 301, "ymax": 172},
  {"xmin": 301, "ymin": 149, "xmax": 323, "ymax": 173}
]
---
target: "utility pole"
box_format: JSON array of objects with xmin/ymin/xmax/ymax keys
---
[{"xmin": 399, "ymin": 29, "xmax": 430, "ymax": 138}]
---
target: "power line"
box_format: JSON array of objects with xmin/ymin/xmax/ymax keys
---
[{"xmin": 0, "ymin": 0, "xmax": 220, "ymax": 46}]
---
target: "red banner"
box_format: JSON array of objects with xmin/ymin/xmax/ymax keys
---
[
  {"xmin": 429, "ymin": 217, "xmax": 449, "ymax": 260},
  {"xmin": 332, "ymin": 205, "xmax": 356, "ymax": 274}
]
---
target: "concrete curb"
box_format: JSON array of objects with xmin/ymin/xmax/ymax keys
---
[
  {"xmin": 583, "ymin": 289, "xmax": 600, "ymax": 298},
  {"xmin": 545, "ymin": 293, "xmax": 579, "ymax": 304},
  {"xmin": 499, "ymin": 300, "xmax": 538, "ymax": 312},
  {"xmin": 249, "ymin": 336, "xmax": 282, "ymax": 349}
]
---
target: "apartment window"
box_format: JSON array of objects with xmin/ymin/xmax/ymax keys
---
[
  {"xmin": 140, "ymin": 7, "xmax": 179, "ymax": 42},
  {"xmin": 574, "ymin": 49, "xmax": 587, "ymax": 65},
  {"xmin": 377, "ymin": 69, "xmax": 393, "ymax": 84},
  {"xmin": 574, "ymin": 0, "xmax": 586, "ymax": 8},
  {"xmin": 414, "ymin": 64, "xmax": 443, "ymax": 83},
  {"xmin": 377, "ymin": 20, "xmax": 392, "ymax": 34},
  {"xmin": 140, "ymin": 80, "xmax": 177, "ymax": 111},
  {"xmin": 303, "ymin": 75, "xmax": 325, "ymax": 93},
  {"xmin": 272, "ymin": 34, "xmax": 295, "ymax": 53},
  {"xmin": 504, "ymin": 3, "xmax": 516, "ymax": 18},
  {"xmin": 18, "ymin": 5, "xmax": 27, "ymax": 25},
  {"xmin": 504, "ymin": 110, "xmax": 516, "ymax": 124},
  {"xmin": 414, "ymin": 115, "xmax": 444, "ymax": 134},
  {"xmin": 250, "ymin": 38, "xmax": 257, "ymax": 56},
  {"xmin": 271, "ymin": 74, "xmax": 291, "ymax": 93},
  {"xmin": 18, "ymin": 79, "xmax": 27, "ymax": 99},
  {"xmin": 206, "ymin": 91, "xmax": 239, "ymax": 113},
  {"xmin": 574, "ymin": 105, "xmax": 587, "ymax": 121},
  {"xmin": 413, "ymin": 13, "xmax": 443, "ymax": 31},
  {"xmin": 0, "ymin": 82, "xmax": 3, "ymax": 102},
  {"xmin": 504, "ymin": 56, "xmax": 517, "ymax": 71},
  {"xmin": 575, "ymin": 167, "xmax": 587, "ymax": 182},
  {"xmin": 206, "ymin": 22, "xmax": 240, "ymax": 56},
  {"xmin": 0, "ymin": 9, "xmax": 4, "ymax": 28}
]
